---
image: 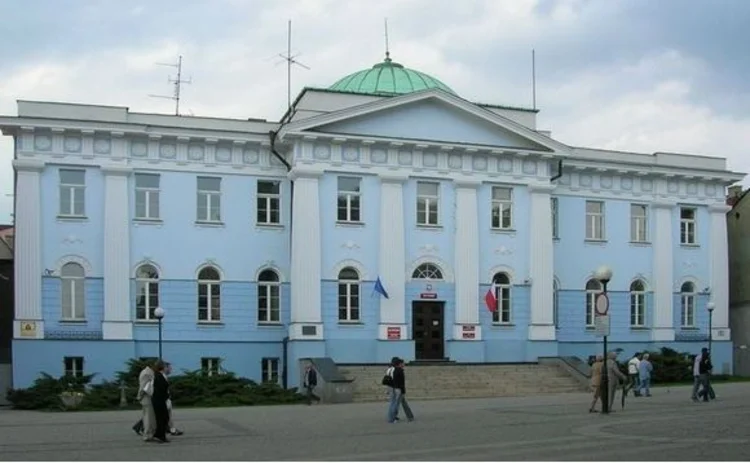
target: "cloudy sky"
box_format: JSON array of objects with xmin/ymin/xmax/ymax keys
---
[{"xmin": 1, "ymin": 0, "xmax": 749, "ymax": 223}]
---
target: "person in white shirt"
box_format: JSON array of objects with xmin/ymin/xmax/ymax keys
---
[{"xmin": 627, "ymin": 353, "xmax": 641, "ymax": 397}]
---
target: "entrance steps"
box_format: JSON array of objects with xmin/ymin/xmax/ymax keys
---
[{"xmin": 338, "ymin": 363, "xmax": 586, "ymax": 402}]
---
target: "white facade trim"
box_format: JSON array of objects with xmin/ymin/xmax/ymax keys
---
[
  {"xmin": 628, "ymin": 274, "xmax": 652, "ymax": 290},
  {"xmin": 454, "ymin": 182, "xmax": 480, "ymax": 332},
  {"xmin": 132, "ymin": 259, "xmax": 163, "ymax": 278},
  {"xmin": 331, "ymin": 259, "xmax": 369, "ymax": 281},
  {"xmin": 487, "ymin": 265, "xmax": 517, "ymax": 283},
  {"xmin": 652, "ymin": 200, "xmax": 674, "ymax": 341},
  {"xmin": 528, "ymin": 183, "xmax": 555, "ymax": 340},
  {"xmin": 378, "ymin": 176, "xmax": 407, "ymax": 336},
  {"xmin": 254, "ymin": 264, "xmax": 287, "ymax": 283},
  {"xmin": 675, "ymin": 276, "xmax": 703, "ymax": 293},
  {"xmin": 408, "ymin": 256, "xmax": 454, "ymax": 283},
  {"xmin": 196, "ymin": 261, "xmax": 225, "ymax": 279},
  {"xmin": 55, "ymin": 255, "xmax": 93, "ymax": 276},
  {"xmin": 709, "ymin": 203, "xmax": 730, "ymax": 334}
]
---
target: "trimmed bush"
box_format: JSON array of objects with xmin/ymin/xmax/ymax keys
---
[{"xmin": 6, "ymin": 359, "xmax": 305, "ymax": 411}]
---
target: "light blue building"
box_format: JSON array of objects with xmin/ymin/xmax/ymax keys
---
[{"xmin": 1, "ymin": 55, "xmax": 744, "ymax": 388}]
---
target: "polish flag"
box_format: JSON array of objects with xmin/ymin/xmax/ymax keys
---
[{"xmin": 484, "ymin": 283, "xmax": 498, "ymax": 312}]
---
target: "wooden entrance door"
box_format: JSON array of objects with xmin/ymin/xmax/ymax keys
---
[{"xmin": 412, "ymin": 301, "xmax": 445, "ymax": 360}]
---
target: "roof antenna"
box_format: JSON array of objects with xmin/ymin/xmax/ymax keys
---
[
  {"xmin": 531, "ymin": 49, "xmax": 537, "ymax": 110},
  {"xmin": 277, "ymin": 20, "xmax": 310, "ymax": 113},
  {"xmin": 149, "ymin": 55, "xmax": 192, "ymax": 116},
  {"xmin": 384, "ymin": 18, "xmax": 391, "ymax": 61}
]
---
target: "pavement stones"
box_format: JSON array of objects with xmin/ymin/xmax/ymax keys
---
[{"xmin": 0, "ymin": 382, "xmax": 747, "ymax": 461}]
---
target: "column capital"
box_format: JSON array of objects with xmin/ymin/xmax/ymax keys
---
[
  {"xmin": 13, "ymin": 158, "xmax": 45, "ymax": 172},
  {"xmin": 454, "ymin": 177, "xmax": 481, "ymax": 189},
  {"xmin": 288, "ymin": 166, "xmax": 323, "ymax": 181},
  {"xmin": 708, "ymin": 203, "xmax": 732, "ymax": 214},
  {"xmin": 100, "ymin": 164, "xmax": 132, "ymax": 176},
  {"xmin": 652, "ymin": 200, "xmax": 676, "ymax": 209},
  {"xmin": 378, "ymin": 172, "xmax": 409, "ymax": 183},
  {"xmin": 528, "ymin": 183, "xmax": 555, "ymax": 193}
]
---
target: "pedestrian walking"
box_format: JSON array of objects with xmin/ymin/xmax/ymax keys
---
[
  {"xmin": 132, "ymin": 363, "xmax": 156, "ymax": 442},
  {"xmin": 697, "ymin": 349, "xmax": 713, "ymax": 402},
  {"xmin": 637, "ymin": 353, "xmax": 653, "ymax": 397},
  {"xmin": 606, "ymin": 351, "xmax": 627, "ymax": 411},
  {"xmin": 151, "ymin": 360, "xmax": 171, "ymax": 443},
  {"xmin": 303, "ymin": 364, "xmax": 321, "ymax": 405},
  {"xmin": 627, "ymin": 353, "xmax": 641, "ymax": 397},
  {"xmin": 589, "ymin": 354, "xmax": 603, "ymax": 413}
]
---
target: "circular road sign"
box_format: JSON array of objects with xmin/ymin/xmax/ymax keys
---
[{"xmin": 595, "ymin": 293, "xmax": 610, "ymax": 315}]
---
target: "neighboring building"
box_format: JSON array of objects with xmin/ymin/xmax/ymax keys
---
[
  {"xmin": 727, "ymin": 186, "xmax": 750, "ymax": 375},
  {"xmin": 0, "ymin": 225, "xmax": 14, "ymax": 402},
  {"xmin": 0, "ymin": 54, "xmax": 744, "ymax": 388}
]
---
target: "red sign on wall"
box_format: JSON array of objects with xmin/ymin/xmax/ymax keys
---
[{"xmin": 387, "ymin": 326, "xmax": 401, "ymax": 340}]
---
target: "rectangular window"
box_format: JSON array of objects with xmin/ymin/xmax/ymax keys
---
[
  {"xmin": 491, "ymin": 187, "xmax": 513, "ymax": 230},
  {"xmin": 64, "ymin": 356, "xmax": 84, "ymax": 378},
  {"xmin": 337, "ymin": 177, "xmax": 362, "ymax": 222},
  {"xmin": 201, "ymin": 357, "xmax": 221, "ymax": 376},
  {"xmin": 680, "ymin": 207, "xmax": 697, "ymax": 245},
  {"xmin": 585, "ymin": 292, "xmax": 598, "ymax": 327},
  {"xmin": 630, "ymin": 204, "xmax": 648, "ymax": 242},
  {"xmin": 59, "ymin": 169, "xmax": 85, "ymax": 217},
  {"xmin": 196, "ymin": 176, "xmax": 222, "ymax": 222},
  {"xmin": 585, "ymin": 200, "xmax": 604, "ymax": 240},
  {"xmin": 261, "ymin": 358, "xmax": 279, "ymax": 384},
  {"xmin": 491, "ymin": 286, "xmax": 512, "ymax": 324},
  {"xmin": 257, "ymin": 180, "xmax": 281, "ymax": 225},
  {"xmin": 630, "ymin": 293, "xmax": 646, "ymax": 327},
  {"xmin": 416, "ymin": 181, "xmax": 440, "ymax": 226},
  {"xmin": 135, "ymin": 173, "xmax": 160, "ymax": 220},
  {"xmin": 681, "ymin": 295, "xmax": 696, "ymax": 327},
  {"xmin": 551, "ymin": 197, "xmax": 559, "ymax": 238}
]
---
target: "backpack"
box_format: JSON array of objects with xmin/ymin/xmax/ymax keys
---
[{"xmin": 381, "ymin": 366, "xmax": 395, "ymax": 387}]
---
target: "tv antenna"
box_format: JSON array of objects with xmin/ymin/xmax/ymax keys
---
[
  {"xmin": 149, "ymin": 55, "xmax": 192, "ymax": 116},
  {"xmin": 276, "ymin": 20, "xmax": 310, "ymax": 112}
]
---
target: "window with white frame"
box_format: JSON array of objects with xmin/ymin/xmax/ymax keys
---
[
  {"xmin": 258, "ymin": 269, "xmax": 280, "ymax": 323},
  {"xmin": 551, "ymin": 197, "xmax": 559, "ymax": 238},
  {"xmin": 553, "ymin": 279, "xmax": 560, "ymax": 329},
  {"xmin": 64, "ymin": 356, "xmax": 84, "ymax": 378},
  {"xmin": 61, "ymin": 262, "xmax": 85, "ymax": 320},
  {"xmin": 135, "ymin": 264, "xmax": 160, "ymax": 321},
  {"xmin": 337, "ymin": 267, "xmax": 360, "ymax": 322},
  {"xmin": 337, "ymin": 177, "xmax": 362, "ymax": 222},
  {"xmin": 59, "ymin": 169, "xmax": 85, "ymax": 217},
  {"xmin": 257, "ymin": 180, "xmax": 281, "ymax": 225},
  {"xmin": 491, "ymin": 186, "xmax": 513, "ymax": 230},
  {"xmin": 680, "ymin": 282, "xmax": 696, "ymax": 327},
  {"xmin": 201, "ymin": 357, "xmax": 221, "ymax": 376},
  {"xmin": 680, "ymin": 207, "xmax": 697, "ymax": 245},
  {"xmin": 261, "ymin": 357, "xmax": 279, "ymax": 383},
  {"xmin": 630, "ymin": 204, "xmax": 648, "ymax": 242},
  {"xmin": 585, "ymin": 201, "xmax": 605, "ymax": 240},
  {"xmin": 411, "ymin": 263, "xmax": 444, "ymax": 280},
  {"xmin": 630, "ymin": 279, "xmax": 646, "ymax": 327},
  {"xmin": 492, "ymin": 272, "xmax": 512, "ymax": 324},
  {"xmin": 196, "ymin": 176, "xmax": 222, "ymax": 222},
  {"xmin": 198, "ymin": 266, "xmax": 221, "ymax": 322},
  {"xmin": 585, "ymin": 279, "xmax": 603, "ymax": 327},
  {"xmin": 416, "ymin": 181, "xmax": 439, "ymax": 226},
  {"xmin": 135, "ymin": 173, "xmax": 160, "ymax": 220}
]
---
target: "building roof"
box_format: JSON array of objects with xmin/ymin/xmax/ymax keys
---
[{"xmin": 328, "ymin": 53, "xmax": 456, "ymax": 96}]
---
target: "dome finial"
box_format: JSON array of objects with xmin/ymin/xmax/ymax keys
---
[{"xmin": 384, "ymin": 18, "xmax": 391, "ymax": 62}]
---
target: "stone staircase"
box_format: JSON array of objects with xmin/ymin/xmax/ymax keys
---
[{"xmin": 338, "ymin": 363, "xmax": 586, "ymax": 402}]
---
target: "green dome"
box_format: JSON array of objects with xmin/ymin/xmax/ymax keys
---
[{"xmin": 329, "ymin": 53, "xmax": 456, "ymax": 96}]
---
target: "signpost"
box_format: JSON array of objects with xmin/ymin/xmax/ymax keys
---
[{"xmin": 594, "ymin": 293, "xmax": 610, "ymax": 337}]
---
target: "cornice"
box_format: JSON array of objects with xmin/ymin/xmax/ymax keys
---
[{"xmin": 13, "ymin": 158, "xmax": 45, "ymax": 172}]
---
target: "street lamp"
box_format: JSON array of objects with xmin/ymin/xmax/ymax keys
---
[
  {"xmin": 594, "ymin": 265, "xmax": 613, "ymax": 414},
  {"xmin": 707, "ymin": 301, "xmax": 715, "ymax": 354},
  {"xmin": 154, "ymin": 307, "xmax": 165, "ymax": 360}
]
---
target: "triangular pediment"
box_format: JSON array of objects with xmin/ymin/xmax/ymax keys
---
[{"xmin": 280, "ymin": 89, "xmax": 570, "ymax": 155}]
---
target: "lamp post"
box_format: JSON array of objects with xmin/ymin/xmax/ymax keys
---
[
  {"xmin": 594, "ymin": 265, "xmax": 613, "ymax": 414},
  {"xmin": 154, "ymin": 307, "xmax": 165, "ymax": 360},
  {"xmin": 707, "ymin": 301, "xmax": 715, "ymax": 354}
]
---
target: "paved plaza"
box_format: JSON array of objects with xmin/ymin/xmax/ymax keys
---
[{"xmin": 0, "ymin": 382, "xmax": 748, "ymax": 461}]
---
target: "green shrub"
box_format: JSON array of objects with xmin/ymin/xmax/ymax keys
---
[
  {"xmin": 616, "ymin": 347, "xmax": 696, "ymax": 384},
  {"xmin": 6, "ymin": 359, "xmax": 305, "ymax": 411}
]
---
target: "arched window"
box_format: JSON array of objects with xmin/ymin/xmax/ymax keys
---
[
  {"xmin": 135, "ymin": 264, "xmax": 160, "ymax": 321},
  {"xmin": 680, "ymin": 282, "xmax": 696, "ymax": 327},
  {"xmin": 630, "ymin": 280, "xmax": 646, "ymax": 327},
  {"xmin": 61, "ymin": 262, "xmax": 85, "ymax": 320},
  {"xmin": 258, "ymin": 269, "xmax": 280, "ymax": 323},
  {"xmin": 412, "ymin": 263, "xmax": 443, "ymax": 280},
  {"xmin": 338, "ymin": 267, "xmax": 360, "ymax": 322},
  {"xmin": 198, "ymin": 266, "xmax": 221, "ymax": 322},
  {"xmin": 553, "ymin": 279, "xmax": 560, "ymax": 329},
  {"xmin": 492, "ymin": 272, "xmax": 512, "ymax": 324},
  {"xmin": 585, "ymin": 279, "xmax": 602, "ymax": 327}
]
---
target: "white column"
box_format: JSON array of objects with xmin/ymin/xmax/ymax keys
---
[
  {"xmin": 709, "ymin": 203, "xmax": 731, "ymax": 341},
  {"xmin": 652, "ymin": 201, "xmax": 675, "ymax": 341},
  {"xmin": 377, "ymin": 173, "xmax": 408, "ymax": 340},
  {"xmin": 289, "ymin": 168, "xmax": 324, "ymax": 340},
  {"xmin": 452, "ymin": 179, "xmax": 481, "ymax": 340},
  {"xmin": 528, "ymin": 183, "xmax": 555, "ymax": 340},
  {"xmin": 12, "ymin": 159, "xmax": 45, "ymax": 339},
  {"xmin": 102, "ymin": 165, "xmax": 133, "ymax": 340}
]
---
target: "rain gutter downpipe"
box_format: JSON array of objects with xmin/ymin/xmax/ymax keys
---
[{"xmin": 550, "ymin": 159, "xmax": 563, "ymax": 182}]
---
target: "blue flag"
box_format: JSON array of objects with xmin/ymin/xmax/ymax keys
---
[{"xmin": 373, "ymin": 277, "xmax": 390, "ymax": 299}]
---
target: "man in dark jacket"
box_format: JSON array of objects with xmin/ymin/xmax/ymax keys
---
[
  {"xmin": 303, "ymin": 365, "xmax": 321, "ymax": 405},
  {"xmin": 390, "ymin": 359, "xmax": 414, "ymax": 422},
  {"xmin": 698, "ymin": 349, "xmax": 713, "ymax": 402}
]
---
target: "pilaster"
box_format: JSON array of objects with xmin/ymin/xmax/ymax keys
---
[
  {"xmin": 709, "ymin": 203, "xmax": 731, "ymax": 339},
  {"xmin": 652, "ymin": 201, "xmax": 675, "ymax": 341},
  {"xmin": 377, "ymin": 173, "xmax": 408, "ymax": 340},
  {"xmin": 527, "ymin": 183, "xmax": 555, "ymax": 341},
  {"xmin": 289, "ymin": 168, "xmax": 324, "ymax": 340},
  {"xmin": 101, "ymin": 164, "xmax": 133, "ymax": 340},
  {"xmin": 12, "ymin": 159, "xmax": 45, "ymax": 339},
  {"xmin": 453, "ymin": 178, "xmax": 482, "ymax": 340}
]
